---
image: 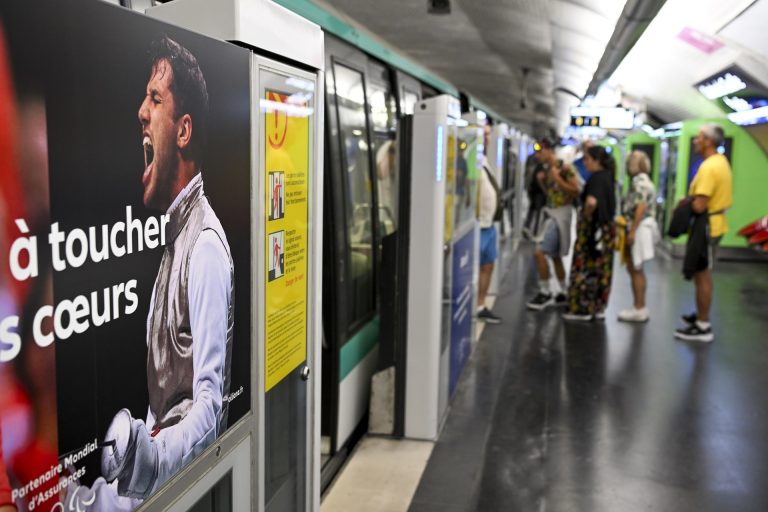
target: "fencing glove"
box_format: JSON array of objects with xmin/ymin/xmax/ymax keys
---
[{"xmin": 101, "ymin": 408, "xmax": 159, "ymax": 499}]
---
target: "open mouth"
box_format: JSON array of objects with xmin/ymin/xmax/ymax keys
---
[{"xmin": 142, "ymin": 136, "xmax": 154, "ymax": 185}]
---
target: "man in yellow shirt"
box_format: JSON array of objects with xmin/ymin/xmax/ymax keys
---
[{"xmin": 675, "ymin": 123, "xmax": 733, "ymax": 342}]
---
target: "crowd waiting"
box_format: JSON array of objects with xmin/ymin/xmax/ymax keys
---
[{"xmin": 478, "ymin": 123, "xmax": 733, "ymax": 343}]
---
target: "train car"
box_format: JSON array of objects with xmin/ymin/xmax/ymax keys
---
[{"xmin": 317, "ymin": 29, "xmax": 526, "ymax": 488}]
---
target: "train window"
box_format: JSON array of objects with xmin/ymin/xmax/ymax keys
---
[
  {"xmin": 333, "ymin": 63, "xmax": 375, "ymax": 327},
  {"xmin": 454, "ymin": 126, "xmax": 480, "ymax": 231},
  {"xmin": 421, "ymin": 83, "xmax": 440, "ymax": 99},
  {"xmin": 368, "ymin": 64, "xmax": 398, "ymax": 236},
  {"xmin": 401, "ymin": 87, "xmax": 419, "ymax": 115}
]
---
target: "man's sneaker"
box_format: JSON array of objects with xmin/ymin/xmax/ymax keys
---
[
  {"xmin": 681, "ymin": 312, "xmax": 697, "ymax": 325},
  {"xmin": 593, "ymin": 310, "xmax": 606, "ymax": 321},
  {"xmin": 674, "ymin": 323, "xmax": 713, "ymax": 342},
  {"xmin": 526, "ymin": 293, "xmax": 554, "ymax": 310},
  {"xmin": 554, "ymin": 293, "xmax": 567, "ymax": 306},
  {"xmin": 478, "ymin": 307, "xmax": 502, "ymax": 324},
  {"xmin": 562, "ymin": 312, "xmax": 592, "ymax": 322},
  {"xmin": 618, "ymin": 307, "xmax": 649, "ymax": 323}
]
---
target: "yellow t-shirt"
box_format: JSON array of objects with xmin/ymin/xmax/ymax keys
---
[{"xmin": 689, "ymin": 153, "xmax": 733, "ymax": 237}]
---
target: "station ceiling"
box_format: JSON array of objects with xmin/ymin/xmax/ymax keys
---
[
  {"xmin": 610, "ymin": 0, "xmax": 768, "ymax": 125},
  {"xmin": 316, "ymin": 0, "xmax": 628, "ymax": 135},
  {"xmin": 314, "ymin": 0, "xmax": 768, "ymax": 135}
]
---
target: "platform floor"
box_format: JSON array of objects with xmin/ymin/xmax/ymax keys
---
[{"xmin": 407, "ymin": 245, "xmax": 768, "ymax": 512}]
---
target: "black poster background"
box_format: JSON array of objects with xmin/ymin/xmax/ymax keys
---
[{"xmin": 2, "ymin": 0, "xmax": 252, "ymax": 490}]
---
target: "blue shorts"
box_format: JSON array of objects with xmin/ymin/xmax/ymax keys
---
[
  {"xmin": 480, "ymin": 227, "xmax": 497, "ymax": 266},
  {"xmin": 539, "ymin": 219, "xmax": 561, "ymax": 257}
]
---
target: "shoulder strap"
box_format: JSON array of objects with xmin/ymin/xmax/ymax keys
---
[{"xmin": 483, "ymin": 164, "xmax": 501, "ymax": 194}]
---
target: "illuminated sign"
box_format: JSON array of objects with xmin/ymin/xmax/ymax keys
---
[
  {"xmin": 695, "ymin": 65, "xmax": 768, "ymax": 115},
  {"xmin": 697, "ymin": 72, "xmax": 746, "ymax": 99},
  {"xmin": 569, "ymin": 106, "xmax": 634, "ymax": 130},
  {"xmin": 436, "ymin": 125, "xmax": 444, "ymax": 182},
  {"xmin": 570, "ymin": 115, "xmax": 600, "ymax": 127},
  {"xmin": 728, "ymin": 105, "xmax": 768, "ymax": 126}
]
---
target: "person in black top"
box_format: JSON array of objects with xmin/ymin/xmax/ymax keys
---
[{"xmin": 563, "ymin": 145, "xmax": 617, "ymax": 321}]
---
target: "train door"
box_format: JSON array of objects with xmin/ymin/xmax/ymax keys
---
[
  {"xmin": 660, "ymin": 138, "xmax": 679, "ymax": 232},
  {"xmin": 321, "ymin": 36, "xmax": 380, "ymax": 488}
]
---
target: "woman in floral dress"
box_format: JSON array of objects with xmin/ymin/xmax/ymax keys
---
[{"xmin": 564, "ymin": 145, "xmax": 617, "ymax": 321}]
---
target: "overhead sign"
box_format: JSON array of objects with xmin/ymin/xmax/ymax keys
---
[
  {"xmin": 570, "ymin": 115, "xmax": 600, "ymax": 128},
  {"xmin": 569, "ymin": 106, "xmax": 634, "ymax": 130}
]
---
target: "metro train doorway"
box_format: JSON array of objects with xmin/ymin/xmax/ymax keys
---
[{"xmin": 319, "ymin": 34, "xmax": 425, "ymax": 491}]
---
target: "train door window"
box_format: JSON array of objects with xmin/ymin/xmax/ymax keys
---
[
  {"xmin": 368, "ymin": 61, "xmax": 398, "ymax": 235},
  {"xmin": 332, "ymin": 62, "xmax": 376, "ymax": 328},
  {"xmin": 454, "ymin": 126, "xmax": 480, "ymax": 231},
  {"xmin": 401, "ymin": 87, "xmax": 419, "ymax": 115}
]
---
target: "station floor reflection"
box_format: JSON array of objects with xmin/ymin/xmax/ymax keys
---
[{"xmin": 409, "ymin": 244, "xmax": 768, "ymax": 512}]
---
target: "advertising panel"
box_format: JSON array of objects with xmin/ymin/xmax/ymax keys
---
[
  {"xmin": 449, "ymin": 229, "xmax": 475, "ymax": 396},
  {"xmin": 0, "ymin": 1, "xmax": 252, "ymax": 510},
  {"xmin": 264, "ymin": 90, "xmax": 309, "ymax": 392}
]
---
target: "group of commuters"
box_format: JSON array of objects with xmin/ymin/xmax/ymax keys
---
[{"xmin": 514, "ymin": 123, "xmax": 732, "ymax": 342}]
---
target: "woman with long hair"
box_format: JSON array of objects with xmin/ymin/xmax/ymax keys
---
[{"xmin": 563, "ymin": 145, "xmax": 617, "ymax": 321}]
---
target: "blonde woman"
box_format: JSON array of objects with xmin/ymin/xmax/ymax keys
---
[{"xmin": 618, "ymin": 151, "xmax": 659, "ymax": 322}]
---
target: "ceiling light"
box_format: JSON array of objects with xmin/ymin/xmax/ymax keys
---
[
  {"xmin": 697, "ymin": 72, "xmax": 747, "ymax": 100},
  {"xmin": 728, "ymin": 105, "xmax": 768, "ymax": 126}
]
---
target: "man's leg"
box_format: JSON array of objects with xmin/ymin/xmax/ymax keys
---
[
  {"xmin": 552, "ymin": 256, "xmax": 567, "ymax": 294},
  {"xmin": 675, "ymin": 267, "xmax": 714, "ymax": 341},
  {"xmin": 534, "ymin": 249, "xmax": 550, "ymax": 283},
  {"xmin": 694, "ymin": 268, "xmax": 713, "ymax": 322},
  {"xmin": 478, "ymin": 227, "xmax": 501, "ymax": 323},
  {"xmin": 478, "ymin": 262, "xmax": 494, "ymax": 307}
]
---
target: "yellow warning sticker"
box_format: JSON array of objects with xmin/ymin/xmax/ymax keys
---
[{"xmin": 264, "ymin": 89, "xmax": 309, "ymax": 391}]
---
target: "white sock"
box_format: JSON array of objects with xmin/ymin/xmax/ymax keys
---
[
  {"xmin": 477, "ymin": 305, "xmax": 485, "ymax": 313},
  {"xmin": 558, "ymin": 279, "xmax": 567, "ymax": 294},
  {"xmin": 539, "ymin": 280, "xmax": 550, "ymax": 295},
  {"xmin": 696, "ymin": 320, "xmax": 711, "ymax": 330}
]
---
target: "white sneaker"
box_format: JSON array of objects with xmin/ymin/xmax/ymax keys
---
[
  {"xmin": 562, "ymin": 312, "xmax": 592, "ymax": 322},
  {"xmin": 593, "ymin": 310, "xmax": 606, "ymax": 321},
  {"xmin": 618, "ymin": 307, "xmax": 649, "ymax": 323}
]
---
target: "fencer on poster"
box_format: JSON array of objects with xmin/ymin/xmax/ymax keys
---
[{"xmin": 0, "ymin": 1, "xmax": 252, "ymax": 511}]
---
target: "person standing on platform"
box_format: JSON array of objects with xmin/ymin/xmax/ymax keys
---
[
  {"xmin": 675, "ymin": 124, "xmax": 733, "ymax": 342},
  {"xmin": 617, "ymin": 150, "xmax": 658, "ymax": 322},
  {"xmin": 477, "ymin": 126, "xmax": 502, "ymax": 324},
  {"xmin": 525, "ymin": 137, "xmax": 580, "ymax": 310},
  {"xmin": 523, "ymin": 149, "xmax": 547, "ymax": 239},
  {"xmin": 563, "ymin": 145, "xmax": 617, "ymax": 321}
]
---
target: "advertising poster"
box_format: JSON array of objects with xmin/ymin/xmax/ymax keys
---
[
  {"xmin": 264, "ymin": 91, "xmax": 309, "ymax": 392},
  {"xmin": 0, "ymin": 1, "xmax": 252, "ymax": 510},
  {"xmin": 449, "ymin": 229, "xmax": 475, "ymax": 396}
]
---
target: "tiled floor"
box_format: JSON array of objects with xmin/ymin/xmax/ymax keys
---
[
  {"xmin": 321, "ymin": 437, "xmax": 434, "ymax": 512},
  {"xmin": 410, "ymin": 245, "xmax": 768, "ymax": 512}
]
